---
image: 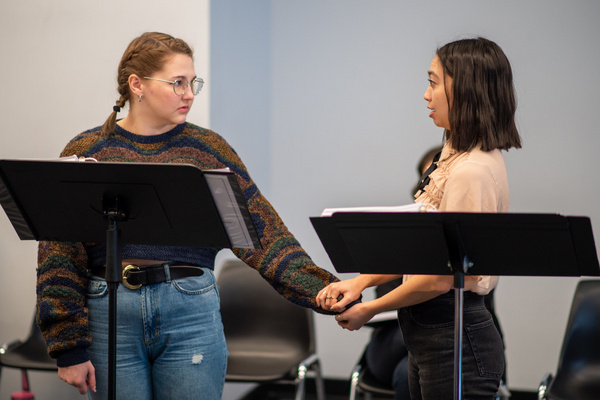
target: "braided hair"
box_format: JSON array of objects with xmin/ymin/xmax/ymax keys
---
[{"xmin": 101, "ymin": 32, "xmax": 194, "ymax": 135}]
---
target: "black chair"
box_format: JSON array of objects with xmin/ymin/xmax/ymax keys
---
[
  {"xmin": 217, "ymin": 260, "xmax": 325, "ymax": 400},
  {"xmin": 349, "ymin": 346, "xmax": 395, "ymax": 400},
  {"xmin": 538, "ymin": 279, "xmax": 600, "ymax": 400},
  {"xmin": 0, "ymin": 310, "xmax": 57, "ymax": 393}
]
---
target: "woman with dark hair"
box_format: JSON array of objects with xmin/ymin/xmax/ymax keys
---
[
  {"xmin": 317, "ymin": 37, "xmax": 521, "ymax": 400},
  {"xmin": 36, "ymin": 32, "xmax": 340, "ymax": 399}
]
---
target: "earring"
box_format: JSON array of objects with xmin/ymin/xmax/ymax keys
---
[{"xmin": 138, "ymin": 95, "xmax": 142, "ymax": 102}]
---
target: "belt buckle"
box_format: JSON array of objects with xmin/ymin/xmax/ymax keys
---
[{"xmin": 122, "ymin": 264, "xmax": 142, "ymax": 290}]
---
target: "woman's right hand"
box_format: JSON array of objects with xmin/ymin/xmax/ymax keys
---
[
  {"xmin": 58, "ymin": 360, "xmax": 96, "ymax": 394},
  {"xmin": 316, "ymin": 277, "xmax": 364, "ymax": 312}
]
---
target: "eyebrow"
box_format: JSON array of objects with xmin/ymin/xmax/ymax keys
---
[{"xmin": 428, "ymin": 70, "xmax": 439, "ymax": 79}]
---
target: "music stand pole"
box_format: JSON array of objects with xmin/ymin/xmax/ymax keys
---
[
  {"xmin": 447, "ymin": 222, "xmax": 473, "ymax": 400},
  {"xmin": 104, "ymin": 200, "xmax": 126, "ymax": 400}
]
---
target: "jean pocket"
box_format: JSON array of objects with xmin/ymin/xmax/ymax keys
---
[
  {"xmin": 172, "ymin": 270, "xmax": 216, "ymax": 295},
  {"xmin": 87, "ymin": 278, "xmax": 108, "ymax": 299},
  {"xmin": 464, "ymin": 318, "xmax": 504, "ymax": 379}
]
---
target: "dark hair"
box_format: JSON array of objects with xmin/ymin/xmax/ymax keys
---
[
  {"xmin": 101, "ymin": 32, "xmax": 194, "ymax": 135},
  {"xmin": 436, "ymin": 37, "xmax": 521, "ymax": 152}
]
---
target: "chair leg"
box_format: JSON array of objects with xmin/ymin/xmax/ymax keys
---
[
  {"xmin": 313, "ymin": 362, "xmax": 326, "ymax": 400},
  {"xmin": 295, "ymin": 359, "xmax": 311, "ymax": 400},
  {"xmin": 21, "ymin": 369, "xmax": 30, "ymax": 391},
  {"xmin": 349, "ymin": 365, "xmax": 361, "ymax": 400},
  {"xmin": 295, "ymin": 354, "xmax": 325, "ymax": 400}
]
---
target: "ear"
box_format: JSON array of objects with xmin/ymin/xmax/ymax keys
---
[{"xmin": 129, "ymin": 74, "xmax": 143, "ymax": 97}]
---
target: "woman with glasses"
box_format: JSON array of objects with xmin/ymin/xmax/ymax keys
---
[
  {"xmin": 317, "ymin": 37, "xmax": 521, "ymax": 400},
  {"xmin": 36, "ymin": 32, "xmax": 340, "ymax": 399}
]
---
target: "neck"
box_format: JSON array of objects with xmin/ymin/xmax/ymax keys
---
[{"xmin": 117, "ymin": 115, "xmax": 178, "ymax": 136}]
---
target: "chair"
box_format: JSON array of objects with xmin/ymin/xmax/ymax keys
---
[
  {"xmin": 538, "ymin": 279, "xmax": 600, "ymax": 400},
  {"xmin": 217, "ymin": 260, "xmax": 325, "ymax": 400},
  {"xmin": 349, "ymin": 346, "xmax": 395, "ymax": 400},
  {"xmin": 0, "ymin": 310, "xmax": 57, "ymax": 394}
]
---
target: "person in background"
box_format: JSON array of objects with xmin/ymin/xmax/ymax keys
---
[
  {"xmin": 36, "ymin": 32, "xmax": 340, "ymax": 400},
  {"xmin": 317, "ymin": 37, "xmax": 521, "ymax": 400},
  {"xmin": 363, "ymin": 146, "xmax": 441, "ymax": 400}
]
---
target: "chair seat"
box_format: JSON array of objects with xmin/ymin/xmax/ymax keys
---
[
  {"xmin": 358, "ymin": 368, "xmax": 396, "ymax": 396},
  {"xmin": 0, "ymin": 340, "xmax": 56, "ymax": 371},
  {"xmin": 548, "ymin": 365, "xmax": 600, "ymax": 400},
  {"xmin": 0, "ymin": 352, "xmax": 56, "ymax": 371},
  {"xmin": 226, "ymin": 342, "xmax": 311, "ymax": 380}
]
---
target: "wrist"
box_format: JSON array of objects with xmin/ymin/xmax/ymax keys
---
[
  {"xmin": 56, "ymin": 348, "xmax": 90, "ymax": 368},
  {"xmin": 353, "ymin": 274, "xmax": 377, "ymax": 291}
]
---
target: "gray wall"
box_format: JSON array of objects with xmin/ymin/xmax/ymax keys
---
[
  {"xmin": 1, "ymin": 1, "xmax": 599, "ymax": 398},
  {"xmin": 210, "ymin": 0, "xmax": 600, "ymax": 392}
]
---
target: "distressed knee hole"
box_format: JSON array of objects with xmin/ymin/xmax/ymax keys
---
[{"xmin": 192, "ymin": 353, "xmax": 204, "ymax": 364}]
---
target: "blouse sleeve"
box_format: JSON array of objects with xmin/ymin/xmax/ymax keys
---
[{"xmin": 439, "ymin": 160, "xmax": 500, "ymax": 213}]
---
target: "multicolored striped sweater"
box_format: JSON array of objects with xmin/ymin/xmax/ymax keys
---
[{"xmin": 36, "ymin": 122, "xmax": 339, "ymax": 367}]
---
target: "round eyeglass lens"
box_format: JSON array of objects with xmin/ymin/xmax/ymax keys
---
[
  {"xmin": 191, "ymin": 78, "xmax": 204, "ymax": 95},
  {"xmin": 172, "ymin": 79, "xmax": 186, "ymax": 96}
]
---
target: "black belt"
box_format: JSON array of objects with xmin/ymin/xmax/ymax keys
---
[{"xmin": 90, "ymin": 262, "xmax": 204, "ymax": 290}]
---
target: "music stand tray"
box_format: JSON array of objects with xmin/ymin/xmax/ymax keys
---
[
  {"xmin": 0, "ymin": 159, "xmax": 260, "ymax": 399},
  {"xmin": 311, "ymin": 211, "xmax": 600, "ymax": 399}
]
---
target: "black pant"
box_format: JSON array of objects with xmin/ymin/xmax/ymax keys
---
[{"xmin": 398, "ymin": 291, "xmax": 504, "ymax": 400}]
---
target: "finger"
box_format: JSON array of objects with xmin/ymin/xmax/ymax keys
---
[
  {"xmin": 330, "ymin": 296, "xmax": 352, "ymax": 312},
  {"xmin": 87, "ymin": 368, "xmax": 97, "ymax": 393},
  {"xmin": 337, "ymin": 321, "xmax": 354, "ymax": 331},
  {"xmin": 316, "ymin": 288, "xmax": 329, "ymax": 307},
  {"xmin": 76, "ymin": 379, "xmax": 89, "ymax": 395}
]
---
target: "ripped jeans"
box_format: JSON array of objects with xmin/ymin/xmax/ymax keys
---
[{"xmin": 86, "ymin": 268, "xmax": 228, "ymax": 400}]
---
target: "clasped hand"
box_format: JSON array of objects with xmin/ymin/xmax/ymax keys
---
[{"xmin": 316, "ymin": 279, "xmax": 375, "ymax": 331}]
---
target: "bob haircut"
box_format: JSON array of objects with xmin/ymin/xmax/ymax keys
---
[{"xmin": 436, "ymin": 37, "xmax": 522, "ymax": 152}]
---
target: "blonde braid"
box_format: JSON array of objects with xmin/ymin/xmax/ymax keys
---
[
  {"xmin": 101, "ymin": 95, "xmax": 127, "ymax": 135},
  {"xmin": 100, "ymin": 32, "xmax": 194, "ymax": 136}
]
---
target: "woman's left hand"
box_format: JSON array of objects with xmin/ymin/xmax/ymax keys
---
[{"xmin": 333, "ymin": 302, "xmax": 375, "ymax": 331}]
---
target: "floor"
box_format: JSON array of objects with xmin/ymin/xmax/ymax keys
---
[{"xmin": 223, "ymin": 379, "xmax": 538, "ymax": 400}]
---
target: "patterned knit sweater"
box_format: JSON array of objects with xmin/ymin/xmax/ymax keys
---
[{"xmin": 36, "ymin": 122, "xmax": 339, "ymax": 367}]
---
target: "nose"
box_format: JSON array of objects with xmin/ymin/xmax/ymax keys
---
[
  {"xmin": 424, "ymin": 86, "xmax": 432, "ymax": 102},
  {"xmin": 181, "ymin": 84, "xmax": 194, "ymax": 100}
]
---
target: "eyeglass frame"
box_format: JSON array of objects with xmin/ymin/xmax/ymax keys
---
[{"xmin": 143, "ymin": 76, "xmax": 204, "ymax": 96}]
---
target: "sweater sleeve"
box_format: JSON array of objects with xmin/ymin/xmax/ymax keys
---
[
  {"xmin": 36, "ymin": 240, "xmax": 92, "ymax": 367},
  {"xmin": 212, "ymin": 137, "xmax": 340, "ymax": 313}
]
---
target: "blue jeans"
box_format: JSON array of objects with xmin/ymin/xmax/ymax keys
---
[
  {"xmin": 86, "ymin": 268, "xmax": 228, "ymax": 400},
  {"xmin": 398, "ymin": 291, "xmax": 504, "ymax": 400}
]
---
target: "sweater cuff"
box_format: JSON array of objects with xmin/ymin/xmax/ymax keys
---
[{"xmin": 56, "ymin": 348, "xmax": 90, "ymax": 368}]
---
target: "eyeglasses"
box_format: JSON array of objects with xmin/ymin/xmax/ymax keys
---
[{"xmin": 143, "ymin": 76, "xmax": 204, "ymax": 96}]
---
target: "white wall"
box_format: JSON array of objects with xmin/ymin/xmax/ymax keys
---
[
  {"xmin": 1, "ymin": 0, "xmax": 599, "ymax": 398},
  {"xmin": 210, "ymin": 0, "xmax": 600, "ymax": 392},
  {"xmin": 0, "ymin": 1, "xmax": 210, "ymax": 399}
]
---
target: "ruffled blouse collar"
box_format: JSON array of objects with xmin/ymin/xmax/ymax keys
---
[{"xmin": 414, "ymin": 142, "xmax": 466, "ymax": 209}]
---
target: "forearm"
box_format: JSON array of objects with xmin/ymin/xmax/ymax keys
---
[
  {"xmin": 351, "ymin": 274, "xmax": 402, "ymax": 291},
  {"xmin": 366, "ymin": 274, "xmax": 454, "ymax": 314}
]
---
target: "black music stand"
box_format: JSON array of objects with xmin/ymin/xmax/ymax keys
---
[
  {"xmin": 0, "ymin": 159, "xmax": 260, "ymax": 400},
  {"xmin": 311, "ymin": 211, "xmax": 600, "ymax": 400}
]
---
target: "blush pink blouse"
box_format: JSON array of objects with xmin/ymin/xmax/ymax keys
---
[{"xmin": 411, "ymin": 142, "xmax": 510, "ymax": 294}]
